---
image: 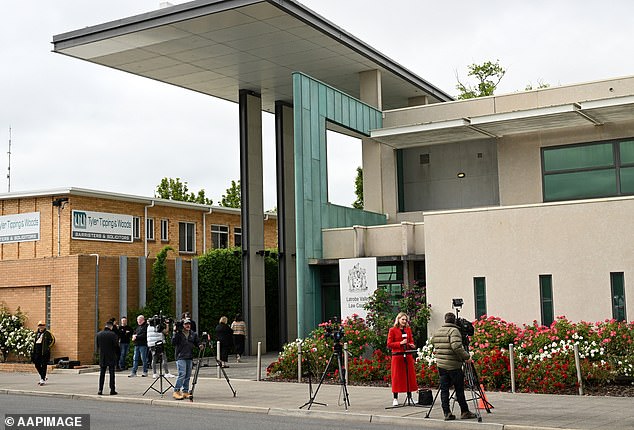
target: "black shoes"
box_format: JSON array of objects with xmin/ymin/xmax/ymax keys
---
[
  {"xmin": 444, "ymin": 413, "xmax": 456, "ymax": 421},
  {"xmin": 110, "ymin": 391, "xmax": 118, "ymax": 395},
  {"xmin": 461, "ymin": 411, "xmax": 477, "ymax": 419},
  {"xmin": 97, "ymin": 391, "xmax": 102, "ymax": 395}
]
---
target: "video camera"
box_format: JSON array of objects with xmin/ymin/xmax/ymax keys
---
[
  {"xmin": 200, "ymin": 331, "xmax": 211, "ymax": 345},
  {"xmin": 324, "ymin": 317, "xmax": 345, "ymax": 346},
  {"xmin": 452, "ymin": 298, "xmax": 474, "ymax": 349},
  {"xmin": 148, "ymin": 311, "xmax": 172, "ymax": 332}
]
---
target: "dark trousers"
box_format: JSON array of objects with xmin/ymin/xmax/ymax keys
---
[
  {"xmin": 439, "ymin": 367, "xmax": 469, "ymax": 414},
  {"xmin": 34, "ymin": 354, "xmax": 49, "ymax": 380},
  {"xmin": 99, "ymin": 362, "xmax": 116, "ymax": 393}
]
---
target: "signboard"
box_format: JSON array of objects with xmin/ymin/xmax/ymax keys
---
[
  {"xmin": 72, "ymin": 210, "xmax": 133, "ymax": 243},
  {"xmin": 339, "ymin": 257, "xmax": 378, "ymax": 321},
  {"xmin": 0, "ymin": 212, "xmax": 40, "ymax": 243}
]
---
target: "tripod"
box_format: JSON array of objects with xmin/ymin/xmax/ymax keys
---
[
  {"xmin": 299, "ymin": 342, "xmax": 350, "ymax": 410},
  {"xmin": 189, "ymin": 338, "xmax": 236, "ymax": 402},
  {"xmin": 298, "ymin": 355, "xmax": 327, "ymax": 409},
  {"xmin": 143, "ymin": 342, "xmax": 174, "ymax": 397},
  {"xmin": 385, "ymin": 349, "xmax": 422, "ymax": 409},
  {"xmin": 424, "ymin": 361, "xmax": 493, "ymax": 421}
]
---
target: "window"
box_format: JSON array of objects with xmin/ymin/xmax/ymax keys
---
[
  {"xmin": 474, "ymin": 277, "xmax": 487, "ymax": 319},
  {"xmin": 539, "ymin": 275, "xmax": 554, "ymax": 327},
  {"xmin": 179, "ymin": 222, "xmax": 195, "ymax": 253},
  {"xmin": 377, "ymin": 262, "xmax": 404, "ymax": 310},
  {"xmin": 234, "ymin": 227, "xmax": 242, "ymax": 248},
  {"xmin": 146, "ymin": 218, "xmax": 154, "ymax": 240},
  {"xmin": 610, "ymin": 272, "xmax": 627, "ymax": 321},
  {"xmin": 211, "ymin": 224, "xmax": 229, "ymax": 249},
  {"xmin": 160, "ymin": 219, "xmax": 169, "ymax": 241},
  {"xmin": 133, "ymin": 217, "xmax": 140, "ymax": 240},
  {"xmin": 542, "ymin": 138, "xmax": 634, "ymax": 201}
]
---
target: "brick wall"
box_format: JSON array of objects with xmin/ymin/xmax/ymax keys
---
[{"xmin": 0, "ymin": 254, "xmax": 194, "ymax": 365}]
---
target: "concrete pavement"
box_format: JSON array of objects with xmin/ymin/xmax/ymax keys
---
[{"xmin": 1, "ymin": 354, "xmax": 632, "ymax": 430}]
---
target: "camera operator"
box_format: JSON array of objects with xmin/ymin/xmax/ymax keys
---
[
  {"xmin": 431, "ymin": 312, "xmax": 477, "ymax": 421},
  {"xmin": 387, "ymin": 312, "xmax": 417, "ymax": 406},
  {"xmin": 147, "ymin": 315, "xmax": 174, "ymax": 378},
  {"xmin": 171, "ymin": 318, "xmax": 203, "ymax": 400}
]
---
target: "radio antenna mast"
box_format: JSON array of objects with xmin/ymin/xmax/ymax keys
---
[{"xmin": 7, "ymin": 126, "xmax": 12, "ymax": 192}]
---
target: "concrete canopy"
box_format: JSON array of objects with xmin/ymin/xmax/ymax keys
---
[{"xmin": 52, "ymin": 0, "xmax": 452, "ymax": 112}]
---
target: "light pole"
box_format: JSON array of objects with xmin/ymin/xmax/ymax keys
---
[{"xmin": 52, "ymin": 197, "xmax": 69, "ymax": 256}]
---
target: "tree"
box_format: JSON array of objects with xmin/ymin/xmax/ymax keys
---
[
  {"xmin": 456, "ymin": 60, "xmax": 506, "ymax": 99},
  {"xmin": 147, "ymin": 246, "xmax": 174, "ymax": 317},
  {"xmin": 220, "ymin": 180, "xmax": 241, "ymax": 208},
  {"xmin": 352, "ymin": 166, "xmax": 363, "ymax": 209},
  {"xmin": 155, "ymin": 177, "xmax": 213, "ymax": 205}
]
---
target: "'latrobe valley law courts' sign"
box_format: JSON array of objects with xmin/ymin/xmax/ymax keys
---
[
  {"xmin": 0, "ymin": 212, "xmax": 40, "ymax": 243},
  {"xmin": 72, "ymin": 210, "xmax": 133, "ymax": 243}
]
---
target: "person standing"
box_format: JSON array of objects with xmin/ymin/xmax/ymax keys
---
[
  {"xmin": 172, "ymin": 318, "xmax": 202, "ymax": 400},
  {"xmin": 147, "ymin": 317, "xmax": 174, "ymax": 378},
  {"xmin": 31, "ymin": 320, "xmax": 55, "ymax": 386},
  {"xmin": 128, "ymin": 315, "xmax": 149, "ymax": 377},
  {"xmin": 431, "ymin": 312, "xmax": 477, "ymax": 421},
  {"xmin": 215, "ymin": 316, "xmax": 233, "ymax": 368},
  {"xmin": 230, "ymin": 313, "xmax": 246, "ymax": 363},
  {"xmin": 387, "ymin": 312, "xmax": 418, "ymax": 406},
  {"xmin": 117, "ymin": 316, "xmax": 133, "ymax": 371},
  {"xmin": 96, "ymin": 320, "xmax": 120, "ymax": 395}
]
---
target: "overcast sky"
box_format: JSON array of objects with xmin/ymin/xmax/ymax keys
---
[{"xmin": 2, "ymin": 0, "xmax": 633, "ymax": 210}]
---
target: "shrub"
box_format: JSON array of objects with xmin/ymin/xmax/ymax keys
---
[{"xmin": 0, "ymin": 304, "xmax": 34, "ymax": 362}]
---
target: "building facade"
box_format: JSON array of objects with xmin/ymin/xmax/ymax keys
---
[{"xmin": 0, "ymin": 188, "xmax": 277, "ymax": 363}]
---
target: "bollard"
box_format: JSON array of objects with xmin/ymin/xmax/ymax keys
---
[
  {"xmin": 217, "ymin": 341, "xmax": 221, "ymax": 379},
  {"xmin": 574, "ymin": 343, "xmax": 584, "ymax": 395},
  {"xmin": 509, "ymin": 343, "xmax": 516, "ymax": 393},
  {"xmin": 343, "ymin": 342, "xmax": 349, "ymax": 384},
  {"xmin": 257, "ymin": 341, "xmax": 262, "ymax": 381},
  {"xmin": 298, "ymin": 342, "xmax": 302, "ymax": 383}
]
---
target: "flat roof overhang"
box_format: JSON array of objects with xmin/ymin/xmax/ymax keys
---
[
  {"xmin": 52, "ymin": 0, "xmax": 452, "ymax": 113},
  {"xmin": 371, "ymin": 95, "xmax": 634, "ymax": 148}
]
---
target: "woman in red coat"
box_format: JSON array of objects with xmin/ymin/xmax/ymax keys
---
[{"xmin": 387, "ymin": 312, "xmax": 418, "ymax": 406}]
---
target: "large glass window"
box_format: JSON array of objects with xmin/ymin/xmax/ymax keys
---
[
  {"xmin": 610, "ymin": 272, "xmax": 627, "ymax": 321},
  {"xmin": 211, "ymin": 224, "xmax": 229, "ymax": 249},
  {"xmin": 179, "ymin": 222, "xmax": 195, "ymax": 253},
  {"xmin": 378, "ymin": 262, "xmax": 404, "ymax": 310},
  {"xmin": 474, "ymin": 277, "xmax": 487, "ymax": 319},
  {"xmin": 539, "ymin": 275, "xmax": 554, "ymax": 327},
  {"xmin": 542, "ymin": 139, "xmax": 634, "ymax": 201}
]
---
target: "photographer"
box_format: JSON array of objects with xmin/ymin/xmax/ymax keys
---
[
  {"xmin": 171, "ymin": 318, "xmax": 203, "ymax": 400},
  {"xmin": 430, "ymin": 312, "xmax": 477, "ymax": 421},
  {"xmin": 387, "ymin": 312, "xmax": 417, "ymax": 406},
  {"xmin": 147, "ymin": 315, "xmax": 174, "ymax": 378}
]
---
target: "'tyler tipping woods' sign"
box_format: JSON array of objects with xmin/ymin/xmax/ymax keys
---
[
  {"xmin": 71, "ymin": 210, "xmax": 133, "ymax": 243},
  {"xmin": 0, "ymin": 212, "xmax": 40, "ymax": 243}
]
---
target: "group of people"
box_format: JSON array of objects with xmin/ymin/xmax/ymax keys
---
[
  {"xmin": 93, "ymin": 311, "xmax": 247, "ymax": 400},
  {"xmin": 388, "ymin": 311, "xmax": 477, "ymax": 421}
]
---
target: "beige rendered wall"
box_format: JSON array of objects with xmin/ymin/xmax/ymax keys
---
[
  {"xmin": 498, "ymin": 122, "xmax": 634, "ymax": 206},
  {"xmin": 424, "ymin": 197, "xmax": 634, "ymax": 333}
]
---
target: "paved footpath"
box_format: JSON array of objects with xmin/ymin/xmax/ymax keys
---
[{"xmin": 1, "ymin": 355, "xmax": 632, "ymax": 430}]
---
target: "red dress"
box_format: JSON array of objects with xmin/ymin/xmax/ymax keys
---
[{"xmin": 387, "ymin": 326, "xmax": 418, "ymax": 393}]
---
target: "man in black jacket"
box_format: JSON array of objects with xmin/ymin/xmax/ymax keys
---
[
  {"xmin": 96, "ymin": 321, "xmax": 120, "ymax": 395},
  {"xmin": 171, "ymin": 319, "xmax": 203, "ymax": 400},
  {"xmin": 117, "ymin": 316, "xmax": 133, "ymax": 371},
  {"xmin": 128, "ymin": 315, "xmax": 149, "ymax": 377}
]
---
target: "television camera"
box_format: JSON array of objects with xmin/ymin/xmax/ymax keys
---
[
  {"xmin": 452, "ymin": 298, "xmax": 475, "ymax": 348},
  {"xmin": 148, "ymin": 311, "xmax": 172, "ymax": 332},
  {"xmin": 324, "ymin": 319, "xmax": 345, "ymax": 348}
]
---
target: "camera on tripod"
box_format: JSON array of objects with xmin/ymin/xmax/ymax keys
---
[
  {"xmin": 200, "ymin": 331, "xmax": 211, "ymax": 345},
  {"xmin": 324, "ymin": 318, "xmax": 345, "ymax": 351},
  {"xmin": 148, "ymin": 311, "xmax": 172, "ymax": 332},
  {"xmin": 452, "ymin": 298, "xmax": 474, "ymax": 348}
]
